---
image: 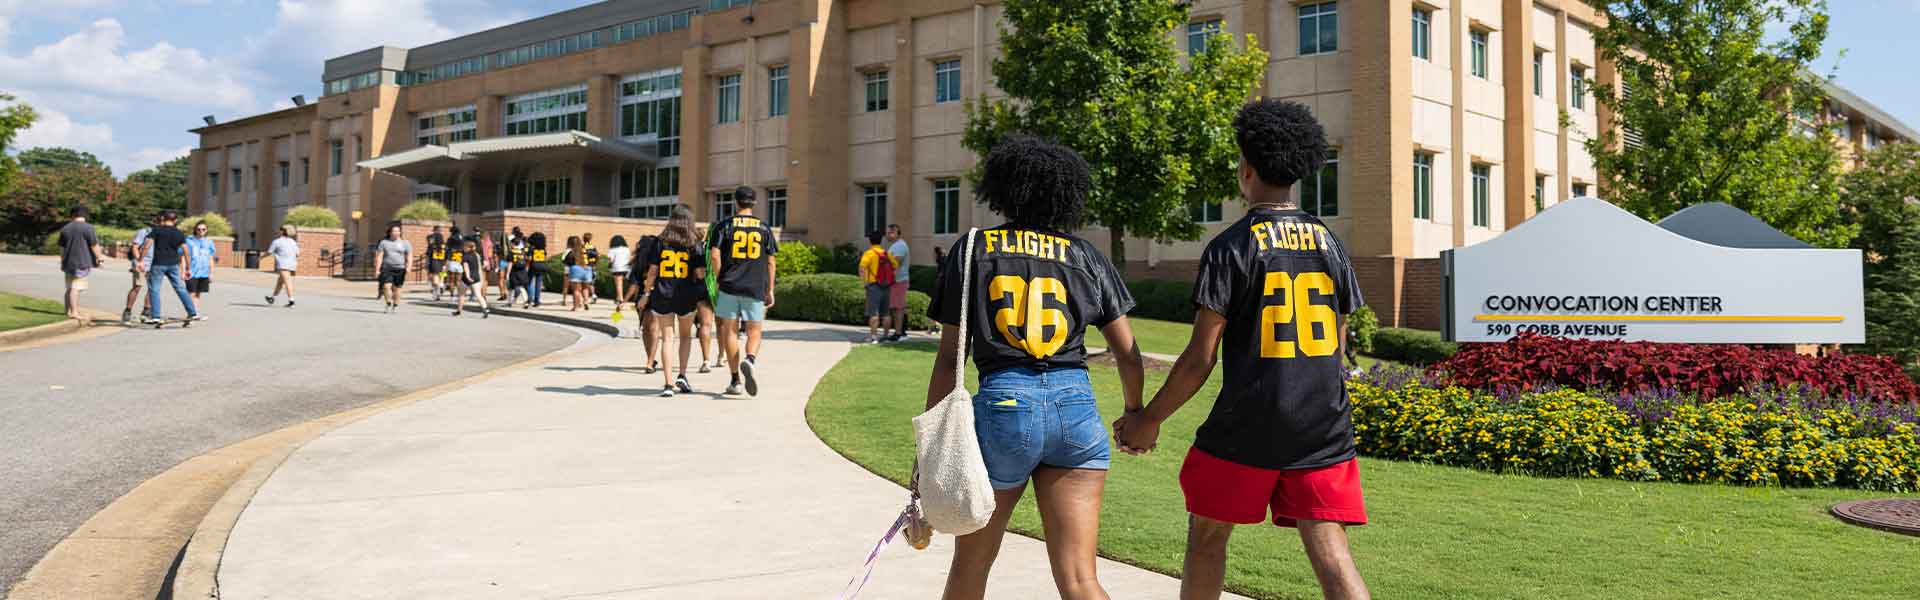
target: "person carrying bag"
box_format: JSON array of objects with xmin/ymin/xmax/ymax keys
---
[{"xmin": 912, "ymin": 227, "xmax": 995, "ymax": 535}]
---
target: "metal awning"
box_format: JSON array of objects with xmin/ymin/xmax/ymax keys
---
[{"xmin": 358, "ymin": 131, "xmax": 656, "ymax": 180}]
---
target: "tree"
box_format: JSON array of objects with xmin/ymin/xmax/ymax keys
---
[
  {"xmin": 1588, "ymin": 0, "xmax": 1852, "ymax": 247},
  {"xmin": 0, "ymin": 93, "xmax": 37, "ymax": 201},
  {"xmin": 963, "ymin": 0, "xmax": 1267, "ymax": 270},
  {"xmin": 1841, "ymin": 143, "xmax": 1920, "ymax": 374},
  {"xmin": 0, "ymin": 162, "xmax": 116, "ymax": 249},
  {"xmin": 18, "ymin": 147, "xmax": 109, "ymax": 177},
  {"xmin": 123, "ymin": 156, "xmax": 190, "ymax": 214}
]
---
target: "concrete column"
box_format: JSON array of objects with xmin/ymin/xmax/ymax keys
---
[
  {"xmin": 307, "ymin": 120, "xmax": 329, "ymax": 208},
  {"xmin": 476, "ymin": 95, "xmax": 504, "ymax": 138},
  {"xmin": 1448, "ymin": 3, "xmax": 1467, "ymax": 247},
  {"xmin": 258, "ymin": 134, "xmax": 281, "ymax": 246},
  {"xmin": 682, "ymin": 44, "xmax": 712, "ymax": 222},
  {"xmin": 1347, "ymin": 0, "xmax": 1411, "ymax": 260},
  {"xmin": 188, "ymin": 150, "xmax": 208, "ymax": 215},
  {"xmin": 893, "ymin": 15, "xmax": 917, "ymax": 257},
  {"xmin": 787, "ymin": 0, "xmax": 850, "ymax": 244},
  {"xmin": 1555, "ymin": 9, "xmax": 1571, "ymax": 202},
  {"xmin": 1503, "ymin": 0, "xmax": 1536, "ymax": 227},
  {"xmin": 588, "ymin": 74, "xmax": 619, "ymax": 137},
  {"xmin": 1241, "ymin": 0, "xmax": 1270, "ymax": 98}
]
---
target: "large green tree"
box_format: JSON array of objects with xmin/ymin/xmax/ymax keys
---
[
  {"xmin": 1588, "ymin": 0, "xmax": 1851, "ymax": 247},
  {"xmin": 1841, "ymin": 143, "xmax": 1920, "ymax": 374},
  {"xmin": 123, "ymin": 155, "xmax": 191, "ymax": 213},
  {"xmin": 0, "ymin": 161, "xmax": 117, "ymax": 249},
  {"xmin": 963, "ymin": 0, "xmax": 1267, "ymax": 269},
  {"xmin": 18, "ymin": 146, "xmax": 108, "ymax": 177},
  {"xmin": 0, "ymin": 93, "xmax": 37, "ymax": 201}
]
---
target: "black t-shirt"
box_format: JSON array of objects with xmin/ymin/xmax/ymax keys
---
[
  {"xmin": 713, "ymin": 215, "xmax": 778, "ymax": 300},
  {"xmin": 58, "ymin": 221, "xmax": 98, "ymax": 274},
  {"xmin": 633, "ymin": 236, "xmax": 661, "ymax": 275},
  {"xmin": 647, "ymin": 239, "xmax": 707, "ymax": 306},
  {"xmin": 426, "ymin": 233, "xmax": 445, "ymax": 261},
  {"xmin": 929, "ymin": 226, "xmax": 1134, "ymax": 377},
  {"xmin": 1190, "ymin": 208, "xmax": 1364, "ymax": 470},
  {"xmin": 146, "ymin": 226, "xmax": 188, "ymax": 266}
]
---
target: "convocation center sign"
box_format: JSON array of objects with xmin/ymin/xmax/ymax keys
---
[{"xmin": 1443, "ymin": 197, "xmax": 1864, "ymax": 344}]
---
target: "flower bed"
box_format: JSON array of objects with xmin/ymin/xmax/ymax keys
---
[{"xmin": 1352, "ymin": 368, "xmax": 1920, "ymax": 492}]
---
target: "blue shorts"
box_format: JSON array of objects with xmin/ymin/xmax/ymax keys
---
[
  {"xmin": 567, "ymin": 265, "xmax": 594, "ymax": 282},
  {"xmin": 973, "ymin": 367, "xmax": 1111, "ymax": 489},
  {"xmin": 715, "ymin": 291, "xmax": 766, "ymax": 322}
]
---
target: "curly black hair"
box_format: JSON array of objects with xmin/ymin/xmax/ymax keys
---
[
  {"xmin": 1235, "ymin": 99, "xmax": 1329, "ymax": 188},
  {"xmin": 978, "ymin": 134, "xmax": 1091, "ymax": 231}
]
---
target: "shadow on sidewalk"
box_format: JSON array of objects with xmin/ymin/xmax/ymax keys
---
[
  {"xmin": 757, "ymin": 327, "xmax": 869, "ymax": 344},
  {"xmin": 534, "ymin": 385, "xmax": 659, "ymax": 397},
  {"xmin": 544, "ymin": 365, "xmax": 643, "ymax": 374}
]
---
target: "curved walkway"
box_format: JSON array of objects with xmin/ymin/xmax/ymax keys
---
[{"xmin": 217, "ymin": 318, "xmax": 1233, "ymax": 598}]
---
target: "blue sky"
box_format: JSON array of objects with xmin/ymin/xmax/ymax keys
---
[{"xmin": 2, "ymin": 0, "xmax": 1916, "ymax": 176}]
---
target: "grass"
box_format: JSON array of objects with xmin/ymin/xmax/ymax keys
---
[
  {"xmin": 807, "ymin": 342, "xmax": 1920, "ymax": 600},
  {"xmin": 0, "ymin": 292, "xmax": 67, "ymax": 332},
  {"xmin": 1087, "ymin": 316, "xmax": 1409, "ymax": 370}
]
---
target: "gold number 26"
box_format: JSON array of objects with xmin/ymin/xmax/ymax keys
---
[
  {"xmin": 1260, "ymin": 272, "xmax": 1339, "ymax": 359},
  {"xmin": 730, "ymin": 231, "xmax": 763, "ymax": 259},
  {"xmin": 988, "ymin": 275, "xmax": 1070, "ymax": 359}
]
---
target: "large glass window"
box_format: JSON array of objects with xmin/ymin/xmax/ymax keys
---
[
  {"xmin": 1412, "ymin": 9, "xmax": 1431, "ymax": 60},
  {"xmin": 714, "ymin": 190, "xmax": 738, "ymax": 218},
  {"xmin": 717, "ymin": 74, "xmax": 742, "ymax": 123},
  {"xmin": 231, "ymin": 168, "xmax": 242, "ymax": 193},
  {"xmin": 1534, "ymin": 174, "xmax": 1547, "ymax": 211},
  {"xmin": 616, "ymin": 166, "xmax": 680, "ymax": 219},
  {"xmin": 620, "ymin": 68, "xmax": 683, "ymax": 157},
  {"xmin": 768, "ymin": 65, "xmax": 789, "ymax": 117},
  {"xmin": 330, "ymin": 139, "xmax": 344, "ymax": 176},
  {"xmin": 709, "ymin": 0, "xmax": 751, "ymax": 10},
  {"xmin": 415, "ymin": 106, "xmax": 478, "ymax": 146},
  {"xmin": 1303, "ymin": 154, "xmax": 1339, "ymax": 217},
  {"xmin": 933, "ymin": 179, "xmax": 961, "ymax": 235},
  {"xmin": 1571, "ymin": 66, "xmax": 1587, "ymax": 109},
  {"xmin": 300, "ymin": 158, "xmax": 310, "ymax": 184},
  {"xmin": 863, "ymin": 184, "xmax": 889, "ymax": 235},
  {"xmin": 1571, "ymin": 182, "xmax": 1589, "ymax": 198},
  {"xmin": 1190, "ymin": 200, "xmax": 1224, "ymax": 224},
  {"xmin": 1297, "ymin": 2, "xmax": 1337, "ymax": 56},
  {"xmin": 864, "ymin": 71, "xmax": 890, "ymax": 112},
  {"xmin": 1187, "ymin": 19, "xmax": 1222, "ymax": 55},
  {"xmin": 208, "ymin": 172, "xmax": 219, "ymax": 198},
  {"xmin": 278, "ymin": 162, "xmax": 289, "ymax": 188},
  {"xmin": 1471, "ymin": 164, "xmax": 1491, "ymax": 227},
  {"xmin": 504, "ymin": 86, "xmax": 588, "ymax": 136},
  {"xmin": 1470, "ymin": 30, "xmax": 1489, "ymax": 79},
  {"xmin": 766, "ymin": 187, "xmax": 788, "ymax": 228},
  {"xmin": 1533, "ymin": 51, "xmax": 1545, "ymax": 96},
  {"xmin": 1413, "ymin": 152, "xmax": 1433, "ymax": 220},
  {"xmin": 504, "ymin": 177, "xmax": 573, "ymax": 209},
  {"xmin": 934, "ymin": 60, "xmax": 961, "ymax": 103}
]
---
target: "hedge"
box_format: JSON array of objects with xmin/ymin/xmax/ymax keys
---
[
  {"xmin": 768, "ymin": 273, "xmax": 932, "ymax": 330},
  {"xmin": 179, "ymin": 212, "xmax": 233, "ymax": 237},
  {"xmin": 1351, "ymin": 369, "xmax": 1920, "ymax": 492},
  {"xmin": 283, "ymin": 205, "xmax": 342, "ymax": 229},
  {"xmin": 776, "ymin": 240, "xmax": 821, "ymax": 276},
  {"xmin": 1125, "ymin": 279, "xmax": 1197, "ymax": 323},
  {"xmin": 40, "ymin": 225, "xmax": 138, "ymax": 255},
  {"xmin": 394, "ymin": 200, "xmax": 451, "ymax": 222},
  {"xmin": 1371, "ymin": 328, "xmax": 1458, "ymax": 364}
]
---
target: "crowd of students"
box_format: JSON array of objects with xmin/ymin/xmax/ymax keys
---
[{"xmin": 55, "ymin": 208, "xmax": 308, "ymax": 324}]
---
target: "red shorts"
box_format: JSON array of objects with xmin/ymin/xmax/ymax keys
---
[{"xmin": 1179, "ymin": 448, "xmax": 1367, "ymax": 528}]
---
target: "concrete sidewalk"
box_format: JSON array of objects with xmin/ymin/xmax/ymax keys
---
[{"xmin": 216, "ymin": 317, "xmax": 1236, "ymax": 599}]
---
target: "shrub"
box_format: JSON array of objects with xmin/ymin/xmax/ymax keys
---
[
  {"xmin": 1348, "ymin": 306, "xmax": 1380, "ymax": 354},
  {"xmin": 1350, "ymin": 370, "xmax": 1920, "ymax": 491},
  {"xmin": 1432, "ymin": 333, "xmax": 1920, "ymax": 403},
  {"xmin": 283, "ymin": 205, "xmax": 342, "ymax": 229},
  {"xmin": 768, "ymin": 273, "xmax": 932, "ymax": 330},
  {"xmin": 909, "ymin": 265, "xmax": 940, "ymax": 296},
  {"xmin": 1124, "ymin": 279, "xmax": 1197, "ymax": 322},
  {"xmin": 775, "ymin": 240, "xmax": 821, "ymax": 276},
  {"xmin": 393, "ymin": 200, "xmax": 451, "ymax": 222},
  {"xmin": 39, "ymin": 225, "xmax": 137, "ymax": 256},
  {"xmin": 1371, "ymin": 328, "xmax": 1457, "ymax": 365},
  {"xmin": 177, "ymin": 212, "xmax": 233, "ymax": 237},
  {"xmin": 815, "ymin": 242, "xmax": 862, "ymax": 275}
]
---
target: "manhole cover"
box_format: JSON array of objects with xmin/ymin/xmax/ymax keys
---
[{"xmin": 1831, "ymin": 499, "xmax": 1920, "ymax": 537}]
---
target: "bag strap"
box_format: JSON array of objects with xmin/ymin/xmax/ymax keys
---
[{"xmin": 951, "ymin": 228, "xmax": 979, "ymax": 393}]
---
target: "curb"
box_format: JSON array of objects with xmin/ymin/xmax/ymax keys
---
[
  {"xmin": 417, "ymin": 301, "xmax": 623, "ymax": 338},
  {"xmin": 0, "ymin": 308, "xmax": 120, "ymax": 354}
]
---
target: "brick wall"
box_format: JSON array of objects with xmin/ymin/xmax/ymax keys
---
[
  {"xmin": 1351, "ymin": 256, "xmax": 1405, "ymax": 327},
  {"xmin": 1402, "ymin": 258, "xmax": 1445, "ymax": 331},
  {"xmin": 395, "ymin": 219, "xmax": 453, "ymax": 281},
  {"xmin": 210, "ymin": 236, "xmax": 237, "ymax": 272},
  {"xmin": 275, "ymin": 227, "xmax": 343, "ymax": 277}
]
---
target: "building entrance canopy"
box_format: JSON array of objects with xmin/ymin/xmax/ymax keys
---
[{"xmin": 357, "ymin": 131, "xmax": 656, "ymax": 182}]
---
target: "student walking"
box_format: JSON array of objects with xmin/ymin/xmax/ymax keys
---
[
  {"xmin": 376, "ymin": 223, "xmax": 412, "ymax": 314},
  {"xmin": 1115, "ymin": 100, "xmax": 1371, "ymax": 600},
  {"xmin": 121, "ymin": 215, "xmax": 155, "ymax": 324},
  {"xmin": 450, "ymin": 238, "xmax": 491, "ymax": 318},
  {"xmin": 56, "ymin": 206, "xmax": 107, "ymax": 322},
  {"xmin": 506, "ymin": 228, "xmax": 530, "ymax": 306},
  {"xmin": 140, "ymin": 211, "xmax": 201, "ymax": 323},
  {"xmin": 185, "ymin": 221, "xmax": 219, "ymax": 308},
  {"xmin": 858, "ymin": 230, "xmax": 895, "ymax": 344},
  {"xmin": 708, "ymin": 186, "xmax": 777, "ymax": 397},
  {"xmin": 563, "ymin": 236, "xmax": 592, "ymax": 311},
  {"xmin": 582, "ymin": 232, "xmax": 601, "ymax": 307},
  {"xmin": 608, "ymin": 235, "xmax": 634, "ymax": 314},
  {"xmin": 265, "ymin": 226, "xmax": 300, "ymax": 308},
  {"xmin": 525, "ymin": 232, "xmax": 548, "ymax": 308},
  {"xmin": 924, "ymin": 135, "xmax": 1144, "ymax": 600},
  {"xmin": 637, "ymin": 205, "xmax": 707, "ymax": 396},
  {"xmin": 425, "ymin": 225, "xmax": 447, "ymax": 301},
  {"xmin": 886, "ymin": 224, "xmax": 911, "ymax": 341}
]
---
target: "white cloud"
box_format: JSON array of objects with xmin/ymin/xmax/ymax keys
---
[
  {"xmin": 14, "ymin": 105, "xmax": 115, "ymax": 152},
  {"xmin": 254, "ymin": 0, "xmax": 455, "ymax": 65},
  {"xmin": 123, "ymin": 144, "xmax": 190, "ymax": 170},
  {"xmin": 0, "ymin": 19, "xmax": 256, "ymax": 111}
]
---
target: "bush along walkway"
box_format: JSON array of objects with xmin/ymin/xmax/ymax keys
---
[{"xmin": 214, "ymin": 319, "xmax": 1221, "ymax": 598}]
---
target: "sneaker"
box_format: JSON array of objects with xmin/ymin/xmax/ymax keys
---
[
  {"xmin": 188, "ymin": 314, "xmax": 208, "ymax": 322},
  {"xmin": 142, "ymin": 316, "xmax": 161, "ymax": 325},
  {"xmin": 482, "ymin": 309, "xmax": 491, "ymax": 319},
  {"xmin": 740, "ymin": 357, "xmax": 759, "ymax": 397},
  {"xmin": 452, "ymin": 310, "xmax": 461, "ymax": 317},
  {"xmin": 675, "ymin": 376, "xmax": 694, "ymax": 394},
  {"xmin": 285, "ymin": 300, "xmax": 296, "ymax": 309},
  {"xmin": 264, "ymin": 296, "xmax": 276, "ymax": 305},
  {"xmin": 724, "ymin": 383, "xmax": 743, "ymax": 396},
  {"xmin": 660, "ymin": 388, "xmax": 676, "ymax": 398},
  {"xmin": 698, "ymin": 362, "xmax": 712, "ymax": 374}
]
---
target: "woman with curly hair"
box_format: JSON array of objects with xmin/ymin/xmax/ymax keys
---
[{"xmin": 923, "ymin": 134, "xmax": 1144, "ymax": 600}]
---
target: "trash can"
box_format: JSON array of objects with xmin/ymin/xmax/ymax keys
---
[{"xmin": 244, "ymin": 250, "xmax": 261, "ymax": 270}]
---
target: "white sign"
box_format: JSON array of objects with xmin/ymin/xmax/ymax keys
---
[{"xmin": 1444, "ymin": 198, "xmax": 1864, "ymax": 344}]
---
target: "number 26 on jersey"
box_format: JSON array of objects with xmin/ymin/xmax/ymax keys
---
[{"xmin": 1260, "ymin": 271, "xmax": 1339, "ymax": 359}]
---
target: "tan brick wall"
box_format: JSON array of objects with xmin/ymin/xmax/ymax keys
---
[
  {"xmin": 278, "ymin": 227, "xmax": 344, "ymax": 277},
  {"xmin": 1401, "ymin": 258, "xmax": 1445, "ymax": 331}
]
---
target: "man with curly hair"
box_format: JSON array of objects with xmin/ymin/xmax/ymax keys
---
[{"xmin": 1117, "ymin": 99, "xmax": 1371, "ymax": 600}]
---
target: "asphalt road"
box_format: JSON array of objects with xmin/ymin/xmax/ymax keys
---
[{"xmin": 0, "ymin": 254, "xmax": 586, "ymax": 595}]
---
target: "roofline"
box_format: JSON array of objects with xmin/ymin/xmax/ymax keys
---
[
  {"xmin": 188, "ymin": 104, "xmax": 318, "ymax": 135},
  {"xmin": 1816, "ymin": 77, "xmax": 1920, "ymax": 143}
]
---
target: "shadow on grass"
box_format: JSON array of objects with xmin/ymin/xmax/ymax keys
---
[{"xmin": 18, "ymin": 306, "xmax": 64, "ymax": 317}]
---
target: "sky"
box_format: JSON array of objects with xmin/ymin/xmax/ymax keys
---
[{"xmin": 1, "ymin": 0, "xmax": 1917, "ymax": 177}]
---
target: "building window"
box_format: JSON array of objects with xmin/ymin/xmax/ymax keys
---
[
  {"xmin": 300, "ymin": 158, "xmax": 310, "ymax": 184},
  {"xmin": 208, "ymin": 172, "xmax": 219, "ymax": 198},
  {"xmin": 1470, "ymin": 30, "xmax": 1489, "ymax": 79},
  {"xmin": 766, "ymin": 187, "xmax": 788, "ymax": 228},
  {"xmin": 863, "ymin": 184, "xmax": 889, "ymax": 235},
  {"xmin": 1471, "ymin": 164, "xmax": 1491, "ymax": 227},
  {"xmin": 504, "ymin": 86, "xmax": 588, "ymax": 136},
  {"xmin": 864, "ymin": 70, "xmax": 890, "ymax": 112},
  {"xmin": 709, "ymin": 0, "xmax": 751, "ymax": 10},
  {"xmin": 1187, "ymin": 19, "xmax": 1222, "ymax": 55},
  {"xmin": 503, "ymin": 177, "xmax": 573, "ymax": 209},
  {"xmin": 1533, "ymin": 51, "xmax": 1545, "ymax": 97},
  {"xmin": 714, "ymin": 190, "xmax": 738, "ymax": 218},
  {"xmin": 415, "ymin": 106, "xmax": 478, "ymax": 147},
  {"xmin": 933, "ymin": 179, "xmax": 961, "ymax": 235},
  {"xmin": 250, "ymin": 166, "xmax": 259, "ymax": 190},
  {"xmin": 620, "ymin": 68, "xmax": 684, "ymax": 157},
  {"xmin": 416, "ymin": 189, "xmax": 459, "ymax": 213},
  {"xmin": 1412, "ymin": 9, "xmax": 1431, "ymax": 60},
  {"xmin": 1572, "ymin": 182, "xmax": 1589, "ymax": 198},
  {"xmin": 617, "ymin": 165, "xmax": 681, "ymax": 219},
  {"xmin": 1534, "ymin": 174, "xmax": 1546, "ymax": 212},
  {"xmin": 1571, "ymin": 66, "xmax": 1587, "ymax": 109},
  {"xmin": 1297, "ymin": 2, "xmax": 1337, "ymax": 56},
  {"xmin": 1413, "ymin": 152, "xmax": 1433, "ymax": 220},
  {"xmin": 278, "ymin": 162, "xmax": 290, "ymax": 188},
  {"xmin": 1190, "ymin": 200, "xmax": 1224, "ymax": 224},
  {"xmin": 717, "ymin": 74, "xmax": 742, "ymax": 123},
  {"xmin": 232, "ymin": 168, "xmax": 242, "ymax": 193},
  {"xmin": 934, "ymin": 59, "xmax": 961, "ymax": 103},
  {"xmin": 329, "ymin": 140, "xmax": 344, "ymax": 176},
  {"xmin": 768, "ymin": 65, "xmax": 790, "ymax": 117},
  {"xmin": 1302, "ymin": 154, "xmax": 1339, "ymax": 217}
]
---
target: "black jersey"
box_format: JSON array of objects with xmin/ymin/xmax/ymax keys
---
[
  {"xmin": 646, "ymin": 239, "xmax": 707, "ymax": 309},
  {"xmin": 425, "ymin": 233, "xmax": 446, "ymax": 263},
  {"xmin": 713, "ymin": 214, "xmax": 778, "ymax": 301},
  {"xmin": 929, "ymin": 226, "xmax": 1134, "ymax": 377},
  {"xmin": 1190, "ymin": 208, "xmax": 1365, "ymax": 471}
]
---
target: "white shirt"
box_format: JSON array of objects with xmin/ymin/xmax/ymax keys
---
[
  {"xmin": 607, "ymin": 246, "xmax": 633, "ymax": 273},
  {"xmin": 267, "ymin": 237, "xmax": 300, "ymax": 271},
  {"xmin": 888, "ymin": 239, "xmax": 910, "ymax": 282}
]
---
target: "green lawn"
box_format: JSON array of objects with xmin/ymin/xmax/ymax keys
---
[
  {"xmin": 0, "ymin": 292, "xmax": 67, "ymax": 332},
  {"xmin": 1087, "ymin": 316, "xmax": 1408, "ymax": 370},
  {"xmin": 807, "ymin": 343, "xmax": 1920, "ymax": 600}
]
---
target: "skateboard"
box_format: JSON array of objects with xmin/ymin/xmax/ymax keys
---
[{"xmin": 150, "ymin": 317, "xmax": 192, "ymax": 329}]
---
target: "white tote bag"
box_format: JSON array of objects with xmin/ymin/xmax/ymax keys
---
[{"xmin": 911, "ymin": 228, "xmax": 995, "ymax": 535}]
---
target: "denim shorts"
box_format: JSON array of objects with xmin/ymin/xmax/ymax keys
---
[
  {"xmin": 715, "ymin": 291, "xmax": 766, "ymax": 322},
  {"xmin": 567, "ymin": 265, "xmax": 594, "ymax": 282},
  {"xmin": 974, "ymin": 367, "xmax": 1111, "ymax": 489}
]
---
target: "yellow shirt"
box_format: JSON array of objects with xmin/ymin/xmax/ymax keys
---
[{"xmin": 858, "ymin": 245, "xmax": 895, "ymax": 285}]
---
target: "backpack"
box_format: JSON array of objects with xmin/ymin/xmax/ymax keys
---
[{"xmin": 872, "ymin": 247, "xmax": 896, "ymax": 285}]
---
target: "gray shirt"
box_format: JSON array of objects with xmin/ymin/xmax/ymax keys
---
[
  {"xmin": 267, "ymin": 237, "xmax": 300, "ymax": 271},
  {"xmin": 57, "ymin": 221, "xmax": 98, "ymax": 274},
  {"xmin": 378, "ymin": 239, "xmax": 412, "ymax": 269},
  {"xmin": 888, "ymin": 239, "xmax": 911, "ymax": 282}
]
